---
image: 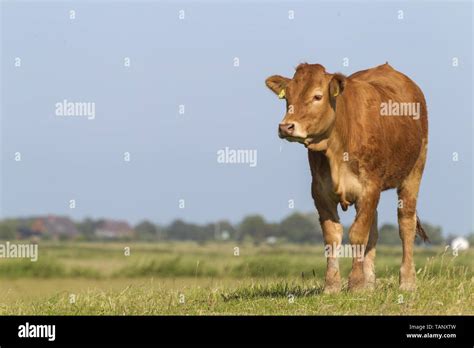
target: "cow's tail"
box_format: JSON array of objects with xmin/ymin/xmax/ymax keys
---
[{"xmin": 416, "ymin": 213, "xmax": 429, "ymax": 243}]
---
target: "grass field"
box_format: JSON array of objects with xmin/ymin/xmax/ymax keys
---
[{"xmin": 0, "ymin": 242, "xmax": 472, "ymax": 315}]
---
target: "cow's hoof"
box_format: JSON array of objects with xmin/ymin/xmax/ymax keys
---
[
  {"xmin": 348, "ymin": 284, "xmax": 366, "ymax": 292},
  {"xmin": 348, "ymin": 271, "xmax": 366, "ymax": 292},
  {"xmin": 399, "ymin": 282, "xmax": 416, "ymax": 292},
  {"xmin": 348, "ymin": 278, "xmax": 366, "ymax": 292},
  {"xmin": 323, "ymin": 284, "xmax": 341, "ymax": 294},
  {"xmin": 364, "ymin": 281, "xmax": 376, "ymax": 291}
]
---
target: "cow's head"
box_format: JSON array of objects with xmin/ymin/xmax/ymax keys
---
[{"xmin": 266, "ymin": 63, "xmax": 345, "ymax": 147}]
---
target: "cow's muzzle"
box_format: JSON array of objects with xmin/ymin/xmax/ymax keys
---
[{"xmin": 278, "ymin": 123, "xmax": 295, "ymax": 138}]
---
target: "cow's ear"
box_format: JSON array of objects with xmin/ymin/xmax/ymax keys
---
[
  {"xmin": 265, "ymin": 75, "xmax": 290, "ymax": 98},
  {"xmin": 329, "ymin": 73, "xmax": 346, "ymax": 98}
]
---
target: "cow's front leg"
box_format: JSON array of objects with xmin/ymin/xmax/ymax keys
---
[
  {"xmin": 348, "ymin": 187, "xmax": 381, "ymax": 292},
  {"xmin": 320, "ymin": 214, "xmax": 343, "ymax": 294},
  {"xmin": 313, "ymin": 192, "xmax": 343, "ymax": 294},
  {"xmin": 309, "ymin": 151, "xmax": 343, "ymax": 294}
]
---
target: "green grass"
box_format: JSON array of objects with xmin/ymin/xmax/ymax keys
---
[{"xmin": 0, "ymin": 242, "xmax": 472, "ymax": 315}]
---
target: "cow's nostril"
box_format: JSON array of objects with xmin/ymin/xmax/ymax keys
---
[{"xmin": 279, "ymin": 123, "xmax": 295, "ymax": 136}]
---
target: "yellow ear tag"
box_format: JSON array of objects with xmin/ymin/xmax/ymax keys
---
[
  {"xmin": 333, "ymin": 87, "xmax": 339, "ymax": 97},
  {"xmin": 278, "ymin": 89, "xmax": 286, "ymax": 99}
]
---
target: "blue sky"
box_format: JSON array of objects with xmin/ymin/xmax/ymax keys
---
[{"xmin": 1, "ymin": 1, "xmax": 472, "ymax": 236}]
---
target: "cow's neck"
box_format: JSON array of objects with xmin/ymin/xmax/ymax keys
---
[
  {"xmin": 309, "ymin": 97, "xmax": 357, "ymax": 208},
  {"xmin": 308, "ymin": 98, "xmax": 349, "ymax": 166}
]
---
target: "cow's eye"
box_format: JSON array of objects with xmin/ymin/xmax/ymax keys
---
[{"xmin": 313, "ymin": 94, "xmax": 323, "ymax": 101}]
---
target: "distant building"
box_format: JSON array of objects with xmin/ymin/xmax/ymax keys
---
[
  {"xmin": 13, "ymin": 217, "xmax": 38, "ymax": 240},
  {"xmin": 95, "ymin": 220, "xmax": 134, "ymax": 239},
  {"xmin": 17, "ymin": 226, "xmax": 42, "ymax": 240},
  {"xmin": 31, "ymin": 215, "xmax": 79, "ymax": 239},
  {"xmin": 266, "ymin": 236, "xmax": 277, "ymax": 245},
  {"xmin": 451, "ymin": 236, "xmax": 469, "ymax": 251}
]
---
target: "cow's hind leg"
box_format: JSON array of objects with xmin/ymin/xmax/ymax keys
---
[
  {"xmin": 397, "ymin": 143, "xmax": 427, "ymax": 291},
  {"xmin": 364, "ymin": 210, "xmax": 378, "ymax": 290},
  {"xmin": 397, "ymin": 181, "xmax": 423, "ymax": 291}
]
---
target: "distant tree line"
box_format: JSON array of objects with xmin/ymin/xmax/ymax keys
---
[{"xmin": 0, "ymin": 212, "xmax": 469, "ymax": 246}]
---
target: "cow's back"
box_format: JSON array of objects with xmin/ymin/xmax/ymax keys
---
[{"xmin": 349, "ymin": 63, "xmax": 428, "ymax": 137}]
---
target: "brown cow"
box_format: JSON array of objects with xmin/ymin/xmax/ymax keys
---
[{"xmin": 266, "ymin": 63, "xmax": 428, "ymax": 293}]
